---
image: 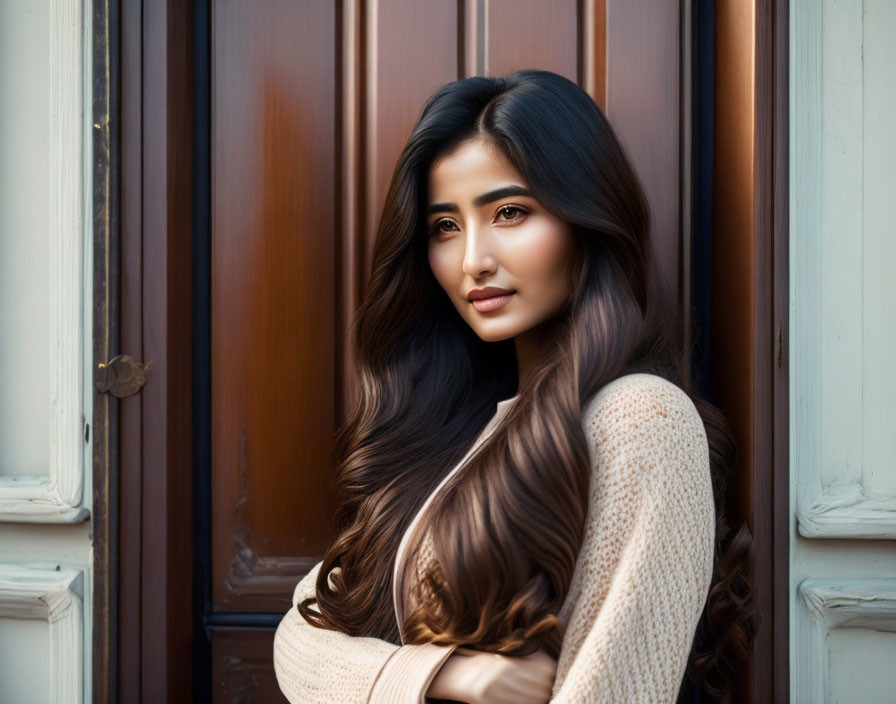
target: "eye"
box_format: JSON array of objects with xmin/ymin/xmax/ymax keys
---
[
  {"xmin": 428, "ymin": 204, "xmax": 529, "ymax": 239},
  {"xmin": 428, "ymin": 218, "xmax": 458, "ymax": 238},
  {"xmin": 495, "ymin": 204, "xmax": 528, "ymax": 223}
]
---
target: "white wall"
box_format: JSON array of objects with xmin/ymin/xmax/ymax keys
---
[
  {"xmin": 790, "ymin": 1, "xmax": 896, "ymax": 702},
  {"xmin": 0, "ymin": 0, "xmax": 93, "ymax": 702}
]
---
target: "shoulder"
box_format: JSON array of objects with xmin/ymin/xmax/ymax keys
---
[
  {"xmin": 580, "ymin": 372, "xmax": 709, "ymax": 481},
  {"xmin": 581, "ymin": 372, "xmax": 704, "ymax": 440},
  {"xmin": 576, "ymin": 374, "xmax": 716, "ymax": 598}
]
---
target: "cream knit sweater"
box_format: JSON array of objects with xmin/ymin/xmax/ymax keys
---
[{"xmin": 273, "ymin": 372, "xmax": 715, "ymax": 703}]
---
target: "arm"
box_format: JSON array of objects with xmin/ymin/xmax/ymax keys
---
[
  {"xmin": 549, "ymin": 375, "xmax": 715, "ymax": 703},
  {"xmin": 273, "ymin": 559, "xmax": 460, "ymax": 704}
]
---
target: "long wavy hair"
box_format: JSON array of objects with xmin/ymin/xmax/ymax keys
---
[{"xmin": 297, "ymin": 69, "xmax": 759, "ymax": 702}]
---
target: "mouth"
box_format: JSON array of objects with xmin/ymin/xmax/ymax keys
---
[{"xmin": 469, "ymin": 292, "xmax": 514, "ymax": 312}]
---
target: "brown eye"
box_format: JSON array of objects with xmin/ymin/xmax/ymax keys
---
[
  {"xmin": 429, "ymin": 219, "xmax": 457, "ymax": 237},
  {"xmin": 496, "ymin": 205, "xmax": 528, "ymax": 222}
]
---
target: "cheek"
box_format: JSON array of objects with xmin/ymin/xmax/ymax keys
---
[
  {"xmin": 427, "ymin": 243, "xmax": 455, "ymax": 292},
  {"xmin": 518, "ymin": 226, "xmax": 575, "ymax": 289}
]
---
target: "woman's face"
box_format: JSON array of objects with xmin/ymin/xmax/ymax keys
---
[{"xmin": 426, "ymin": 138, "xmax": 577, "ymax": 344}]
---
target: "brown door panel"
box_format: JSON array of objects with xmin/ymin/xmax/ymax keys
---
[
  {"xmin": 118, "ymin": 0, "xmax": 787, "ymax": 701},
  {"xmin": 211, "ymin": 0, "xmax": 340, "ymax": 615}
]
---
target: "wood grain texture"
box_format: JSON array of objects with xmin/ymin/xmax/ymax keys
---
[
  {"xmin": 713, "ymin": 1, "xmax": 759, "ymax": 699},
  {"xmin": 134, "ymin": 0, "xmax": 195, "ymax": 700},
  {"xmin": 211, "ymin": 0, "xmax": 340, "ymax": 612},
  {"xmin": 120, "ymin": 1, "xmax": 710, "ymax": 700},
  {"xmin": 117, "ymin": 0, "xmax": 144, "ymax": 698},
  {"xmin": 361, "ymin": 0, "xmax": 459, "ymax": 293},
  {"xmin": 713, "ymin": 0, "xmax": 784, "ymax": 700},
  {"xmin": 90, "ymin": 0, "xmax": 119, "ymax": 700},
  {"xmin": 605, "ymin": 0, "xmax": 682, "ymax": 304}
]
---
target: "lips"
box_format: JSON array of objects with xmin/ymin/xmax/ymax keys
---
[
  {"xmin": 467, "ymin": 286, "xmax": 515, "ymax": 301},
  {"xmin": 470, "ymin": 293, "xmax": 513, "ymax": 312}
]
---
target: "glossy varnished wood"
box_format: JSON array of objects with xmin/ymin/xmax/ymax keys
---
[
  {"xmin": 712, "ymin": 0, "xmax": 787, "ymax": 700},
  {"xmin": 604, "ymin": 0, "xmax": 684, "ymax": 302},
  {"xmin": 210, "ymin": 0, "xmax": 341, "ymax": 614},
  {"xmin": 119, "ymin": 0, "xmax": 716, "ymax": 700}
]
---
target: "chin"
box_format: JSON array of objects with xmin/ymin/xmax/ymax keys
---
[
  {"xmin": 478, "ymin": 333, "xmax": 514, "ymax": 343},
  {"xmin": 468, "ymin": 323, "xmax": 523, "ymax": 343}
]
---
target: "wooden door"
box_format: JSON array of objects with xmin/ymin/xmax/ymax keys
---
[
  {"xmin": 207, "ymin": 2, "xmax": 685, "ymax": 698},
  {"xmin": 116, "ymin": 1, "xmax": 785, "ymax": 702}
]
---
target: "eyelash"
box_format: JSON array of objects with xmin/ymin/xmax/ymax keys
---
[{"xmin": 429, "ymin": 204, "xmax": 530, "ymax": 238}]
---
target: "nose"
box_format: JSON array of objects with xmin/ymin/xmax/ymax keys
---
[{"xmin": 461, "ymin": 223, "xmax": 497, "ymax": 279}]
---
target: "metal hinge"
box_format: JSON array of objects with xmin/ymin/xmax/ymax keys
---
[{"xmin": 95, "ymin": 354, "xmax": 152, "ymax": 398}]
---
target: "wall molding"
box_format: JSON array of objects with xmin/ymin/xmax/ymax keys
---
[
  {"xmin": 0, "ymin": 564, "xmax": 84, "ymax": 703},
  {"xmin": 790, "ymin": 0, "xmax": 896, "ymax": 541},
  {"xmin": 798, "ymin": 481, "xmax": 896, "ymax": 539},
  {"xmin": 0, "ymin": 0, "xmax": 88, "ymax": 524},
  {"xmin": 796, "ymin": 578, "xmax": 896, "ymax": 703}
]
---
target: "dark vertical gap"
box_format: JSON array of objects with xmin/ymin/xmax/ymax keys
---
[
  {"xmin": 693, "ymin": 0, "xmax": 714, "ymax": 402},
  {"xmin": 458, "ymin": 0, "xmax": 465, "ymax": 78},
  {"xmin": 334, "ymin": 0, "xmax": 345, "ymax": 438},
  {"xmin": 478, "ymin": 0, "xmax": 486, "ymax": 75},
  {"xmin": 576, "ymin": 0, "xmax": 583, "ymax": 87},
  {"xmin": 192, "ymin": 0, "xmax": 212, "ymax": 701},
  {"xmin": 138, "ymin": 1, "xmax": 145, "ymax": 698},
  {"xmin": 358, "ymin": 0, "xmax": 369, "ymax": 289}
]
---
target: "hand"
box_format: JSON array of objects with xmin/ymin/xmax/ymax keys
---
[{"xmin": 429, "ymin": 646, "xmax": 557, "ymax": 704}]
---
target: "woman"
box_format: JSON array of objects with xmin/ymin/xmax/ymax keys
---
[{"xmin": 273, "ymin": 69, "xmax": 758, "ymax": 703}]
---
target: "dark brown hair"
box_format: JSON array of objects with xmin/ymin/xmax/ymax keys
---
[{"xmin": 298, "ymin": 69, "xmax": 758, "ymax": 702}]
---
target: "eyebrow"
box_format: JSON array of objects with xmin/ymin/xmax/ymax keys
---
[{"xmin": 426, "ymin": 185, "xmax": 534, "ymax": 217}]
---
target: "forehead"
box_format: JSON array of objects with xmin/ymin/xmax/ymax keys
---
[{"xmin": 427, "ymin": 139, "xmax": 525, "ymax": 200}]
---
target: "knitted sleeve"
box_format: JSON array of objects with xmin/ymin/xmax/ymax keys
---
[
  {"xmin": 549, "ymin": 374, "xmax": 716, "ymax": 703},
  {"xmin": 273, "ymin": 559, "xmax": 458, "ymax": 704}
]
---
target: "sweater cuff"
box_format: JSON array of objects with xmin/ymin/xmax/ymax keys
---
[{"xmin": 367, "ymin": 642, "xmax": 458, "ymax": 704}]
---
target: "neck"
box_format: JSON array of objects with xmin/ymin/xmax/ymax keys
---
[
  {"xmin": 513, "ymin": 315, "xmax": 566, "ymax": 393},
  {"xmin": 514, "ymin": 328, "xmax": 549, "ymax": 393}
]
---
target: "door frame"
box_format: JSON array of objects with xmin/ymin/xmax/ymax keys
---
[
  {"xmin": 91, "ymin": 0, "xmax": 119, "ymax": 701},
  {"xmin": 118, "ymin": 0, "xmax": 195, "ymax": 701},
  {"xmin": 110, "ymin": 1, "xmax": 791, "ymax": 701},
  {"xmin": 710, "ymin": 0, "xmax": 790, "ymax": 701}
]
